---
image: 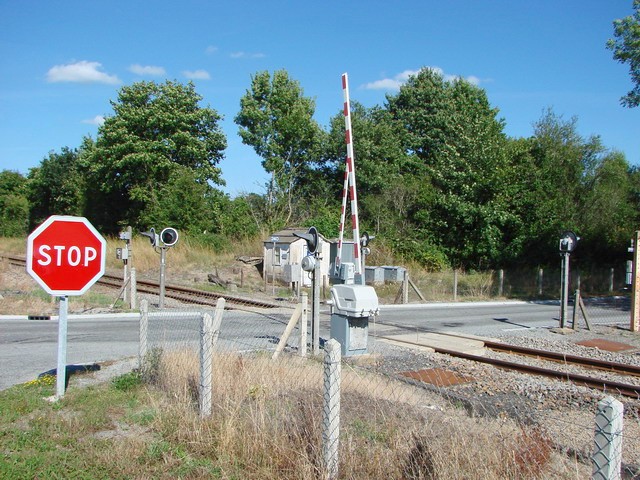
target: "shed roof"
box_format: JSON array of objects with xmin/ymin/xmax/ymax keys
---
[{"xmin": 263, "ymin": 227, "xmax": 328, "ymax": 245}]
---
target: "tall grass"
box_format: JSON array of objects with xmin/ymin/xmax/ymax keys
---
[{"xmin": 143, "ymin": 349, "xmax": 585, "ymax": 479}]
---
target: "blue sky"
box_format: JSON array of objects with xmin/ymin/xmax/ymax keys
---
[{"xmin": 1, "ymin": 1, "xmax": 638, "ymax": 197}]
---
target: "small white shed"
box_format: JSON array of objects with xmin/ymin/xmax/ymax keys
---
[{"xmin": 263, "ymin": 228, "xmax": 331, "ymax": 288}]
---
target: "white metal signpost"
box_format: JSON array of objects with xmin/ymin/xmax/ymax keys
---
[{"xmin": 26, "ymin": 215, "xmax": 107, "ymax": 398}]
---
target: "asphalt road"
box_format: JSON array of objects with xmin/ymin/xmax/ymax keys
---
[
  {"xmin": 0, "ymin": 315, "xmax": 141, "ymax": 390},
  {"xmin": 377, "ymin": 300, "xmax": 562, "ymax": 336},
  {"xmin": 0, "ymin": 300, "xmax": 569, "ymax": 391}
]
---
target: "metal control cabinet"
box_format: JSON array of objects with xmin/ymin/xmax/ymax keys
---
[{"xmin": 330, "ymin": 284, "xmax": 379, "ymax": 356}]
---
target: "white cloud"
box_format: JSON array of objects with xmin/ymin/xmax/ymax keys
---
[
  {"xmin": 129, "ymin": 64, "xmax": 166, "ymax": 76},
  {"xmin": 230, "ymin": 51, "xmax": 266, "ymax": 59},
  {"xmin": 362, "ymin": 67, "xmax": 482, "ymax": 91},
  {"xmin": 205, "ymin": 45, "xmax": 219, "ymax": 55},
  {"xmin": 82, "ymin": 115, "xmax": 105, "ymax": 126},
  {"xmin": 182, "ymin": 69, "xmax": 211, "ymax": 80},
  {"xmin": 46, "ymin": 61, "xmax": 120, "ymax": 84}
]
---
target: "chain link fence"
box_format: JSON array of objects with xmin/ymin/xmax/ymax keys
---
[{"xmin": 135, "ymin": 283, "xmax": 640, "ymax": 479}]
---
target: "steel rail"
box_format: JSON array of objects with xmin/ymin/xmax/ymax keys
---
[
  {"xmin": 483, "ymin": 340, "xmax": 640, "ymax": 377},
  {"xmin": 376, "ymin": 334, "xmax": 640, "ymax": 398},
  {"xmin": 3, "ymin": 254, "xmax": 281, "ymax": 310}
]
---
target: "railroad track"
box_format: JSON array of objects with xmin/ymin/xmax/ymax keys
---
[
  {"xmin": 3, "ymin": 254, "xmax": 281, "ymax": 310},
  {"xmin": 373, "ymin": 322, "xmax": 640, "ymax": 398}
]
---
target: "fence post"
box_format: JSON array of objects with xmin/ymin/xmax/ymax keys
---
[
  {"xmin": 299, "ymin": 292, "xmax": 308, "ymax": 357},
  {"xmin": 139, "ymin": 299, "xmax": 148, "ymax": 370},
  {"xmin": 130, "ymin": 267, "xmax": 137, "ymax": 310},
  {"xmin": 538, "ymin": 268, "xmax": 544, "ymax": 296},
  {"xmin": 592, "ymin": 396, "xmax": 624, "ymax": 480},
  {"xmin": 402, "ymin": 270, "xmax": 409, "ymax": 304},
  {"xmin": 498, "ymin": 269, "xmax": 504, "ymax": 297},
  {"xmin": 200, "ymin": 312, "xmax": 214, "ymax": 418},
  {"xmin": 323, "ymin": 339, "xmax": 341, "ymax": 480},
  {"xmin": 609, "ymin": 268, "xmax": 615, "ymax": 293},
  {"xmin": 631, "ymin": 231, "xmax": 640, "ymax": 332},
  {"xmin": 453, "ymin": 269, "xmax": 458, "ymax": 301},
  {"xmin": 211, "ymin": 297, "xmax": 225, "ymax": 348}
]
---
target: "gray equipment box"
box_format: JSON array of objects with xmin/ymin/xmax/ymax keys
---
[
  {"xmin": 330, "ymin": 284, "xmax": 379, "ymax": 356},
  {"xmin": 382, "ymin": 265, "xmax": 406, "ymax": 282},
  {"xmin": 365, "ymin": 266, "xmax": 384, "ymax": 285},
  {"xmin": 283, "ymin": 263, "xmax": 301, "ymax": 283}
]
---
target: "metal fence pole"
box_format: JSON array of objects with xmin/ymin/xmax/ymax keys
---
[
  {"xmin": 322, "ymin": 339, "xmax": 341, "ymax": 480},
  {"xmin": 313, "ymin": 257, "xmax": 321, "ymax": 355},
  {"xmin": 402, "ymin": 270, "xmax": 409, "ymax": 304},
  {"xmin": 159, "ymin": 247, "xmax": 166, "ymax": 308},
  {"xmin": 609, "ymin": 268, "xmax": 615, "ymax": 293},
  {"xmin": 130, "ymin": 267, "xmax": 137, "ymax": 310},
  {"xmin": 299, "ymin": 292, "xmax": 308, "ymax": 357},
  {"xmin": 592, "ymin": 396, "xmax": 624, "ymax": 480},
  {"xmin": 139, "ymin": 299, "xmax": 148, "ymax": 370},
  {"xmin": 538, "ymin": 268, "xmax": 544, "ymax": 296},
  {"xmin": 631, "ymin": 231, "xmax": 640, "ymax": 332},
  {"xmin": 200, "ymin": 312, "xmax": 213, "ymax": 418},
  {"xmin": 453, "ymin": 269, "xmax": 458, "ymax": 301}
]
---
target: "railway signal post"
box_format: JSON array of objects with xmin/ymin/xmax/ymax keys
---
[
  {"xmin": 559, "ymin": 231, "xmax": 579, "ymax": 328},
  {"xmin": 141, "ymin": 227, "xmax": 179, "ymax": 308},
  {"xmin": 26, "ymin": 215, "xmax": 107, "ymax": 398}
]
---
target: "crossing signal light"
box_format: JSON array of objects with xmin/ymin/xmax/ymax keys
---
[
  {"xmin": 294, "ymin": 226, "xmax": 320, "ymax": 254},
  {"xmin": 160, "ymin": 228, "xmax": 179, "ymax": 247}
]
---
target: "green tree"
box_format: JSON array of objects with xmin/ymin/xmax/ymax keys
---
[
  {"xmin": 83, "ymin": 80, "xmax": 227, "ymax": 233},
  {"xmin": 580, "ymin": 151, "xmax": 637, "ymax": 263},
  {"xmin": 607, "ymin": 0, "xmax": 640, "ymax": 107},
  {"xmin": 27, "ymin": 147, "xmax": 85, "ymax": 229},
  {"xmin": 516, "ymin": 109, "xmax": 637, "ymax": 266},
  {"xmin": 0, "ymin": 170, "xmax": 29, "ymax": 236},
  {"xmin": 386, "ymin": 68, "xmax": 514, "ymax": 268},
  {"xmin": 235, "ymin": 70, "xmax": 325, "ymax": 227}
]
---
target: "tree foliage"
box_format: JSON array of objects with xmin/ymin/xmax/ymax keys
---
[
  {"xmin": 386, "ymin": 68, "xmax": 515, "ymax": 268},
  {"xmin": 0, "ymin": 170, "xmax": 29, "ymax": 236},
  {"xmin": 27, "ymin": 146, "xmax": 85, "ymax": 229},
  {"xmin": 607, "ymin": 0, "xmax": 640, "ymax": 107},
  {"xmin": 12, "ymin": 70, "xmax": 638, "ymax": 271},
  {"xmin": 235, "ymin": 70, "xmax": 325, "ymax": 227},
  {"xmin": 83, "ymin": 80, "xmax": 227, "ymax": 233}
]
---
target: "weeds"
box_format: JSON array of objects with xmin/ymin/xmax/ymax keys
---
[{"xmin": 112, "ymin": 371, "xmax": 142, "ymax": 392}]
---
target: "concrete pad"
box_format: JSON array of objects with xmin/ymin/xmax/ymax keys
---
[{"xmin": 378, "ymin": 332, "xmax": 486, "ymax": 355}]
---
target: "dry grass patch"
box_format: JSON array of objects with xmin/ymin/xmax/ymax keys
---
[{"xmin": 142, "ymin": 348, "xmax": 589, "ymax": 479}]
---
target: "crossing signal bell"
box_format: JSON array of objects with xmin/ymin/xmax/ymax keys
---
[{"xmin": 294, "ymin": 226, "xmax": 320, "ymax": 255}]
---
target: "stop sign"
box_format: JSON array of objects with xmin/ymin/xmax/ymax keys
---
[{"xmin": 26, "ymin": 215, "xmax": 107, "ymax": 296}]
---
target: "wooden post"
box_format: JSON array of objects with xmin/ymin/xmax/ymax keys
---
[
  {"xmin": 498, "ymin": 269, "xmax": 504, "ymax": 297},
  {"xmin": 632, "ymin": 231, "xmax": 640, "ymax": 332},
  {"xmin": 272, "ymin": 303, "xmax": 303, "ymax": 360}
]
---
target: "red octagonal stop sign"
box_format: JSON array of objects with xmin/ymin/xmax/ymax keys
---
[{"xmin": 27, "ymin": 215, "xmax": 107, "ymax": 296}]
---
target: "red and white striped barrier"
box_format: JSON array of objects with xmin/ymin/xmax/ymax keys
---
[{"xmin": 335, "ymin": 73, "xmax": 361, "ymax": 276}]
